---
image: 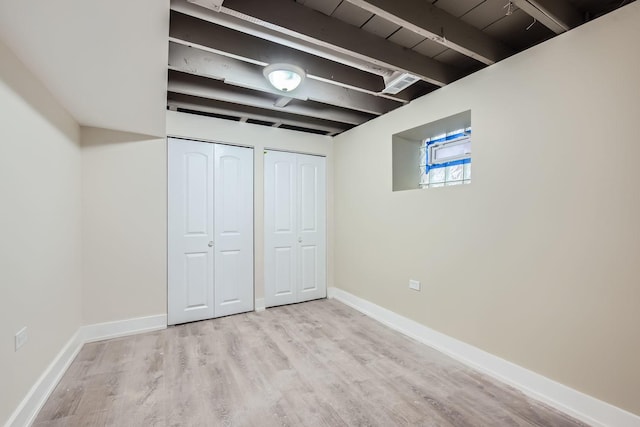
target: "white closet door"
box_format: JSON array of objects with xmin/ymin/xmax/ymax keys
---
[
  {"xmin": 213, "ymin": 144, "xmax": 254, "ymax": 317},
  {"xmin": 265, "ymin": 150, "xmax": 326, "ymax": 308},
  {"xmin": 168, "ymin": 138, "xmax": 215, "ymax": 325},
  {"xmin": 297, "ymin": 154, "xmax": 326, "ymax": 302},
  {"xmin": 264, "ymin": 151, "xmax": 298, "ymax": 307}
]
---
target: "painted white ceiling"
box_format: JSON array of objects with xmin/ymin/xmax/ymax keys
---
[{"xmin": 0, "ymin": 0, "xmax": 169, "ymax": 137}]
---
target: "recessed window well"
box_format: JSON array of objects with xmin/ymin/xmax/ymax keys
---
[{"xmin": 392, "ymin": 110, "xmax": 471, "ymax": 192}]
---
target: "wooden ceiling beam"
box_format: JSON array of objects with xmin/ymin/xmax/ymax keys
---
[
  {"xmin": 168, "ymin": 70, "xmax": 374, "ymax": 125},
  {"xmin": 170, "ymin": 10, "xmax": 386, "ymax": 93},
  {"xmin": 168, "ymin": 42, "xmax": 403, "ymax": 115},
  {"xmin": 345, "ymin": 0, "xmax": 513, "ymax": 65},
  {"xmin": 167, "ymin": 93, "xmax": 350, "ymax": 135},
  {"xmin": 172, "ymin": 0, "xmax": 397, "ymax": 79},
  {"xmin": 219, "ymin": 0, "xmax": 461, "ymax": 86},
  {"xmin": 511, "ymin": 0, "xmax": 583, "ymax": 34}
]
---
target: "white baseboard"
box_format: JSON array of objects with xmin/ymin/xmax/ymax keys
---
[
  {"xmin": 328, "ymin": 287, "xmax": 640, "ymax": 427},
  {"xmin": 5, "ymin": 314, "xmax": 167, "ymax": 427},
  {"xmin": 81, "ymin": 314, "xmax": 167, "ymax": 343},
  {"xmin": 255, "ymin": 298, "xmax": 266, "ymax": 312},
  {"xmin": 4, "ymin": 330, "xmax": 84, "ymax": 427}
]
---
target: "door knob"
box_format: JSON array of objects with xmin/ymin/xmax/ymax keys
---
[{"xmin": 208, "ymin": 241, "xmax": 214, "ymax": 247}]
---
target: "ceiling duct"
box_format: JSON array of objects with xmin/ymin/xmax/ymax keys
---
[{"xmin": 382, "ymin": 72, "xmax": 420, "ymax": 95}]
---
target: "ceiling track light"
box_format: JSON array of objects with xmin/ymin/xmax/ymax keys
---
[{"xmin": 263, "ymin": 63, "xmax": 306, "ymax": 92}]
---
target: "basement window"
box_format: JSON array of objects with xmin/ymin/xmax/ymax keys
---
[
  {"xmin": 419, "ymin": 128, "xmax": 471, "ymax": 188},
  {"xmin": 392, "ymin": 110, "xmax": 471, "ymax": 192}
]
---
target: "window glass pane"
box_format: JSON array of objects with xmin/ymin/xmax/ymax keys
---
[
  {"xmin": 419, "ymin": 167, "xmax": 429, "ymax": 186},
  {"xmin": 429, "ymin": 168, "xmax": 445, "ymax": 184},
  {"xmin": 463, "ymin": 162, "xmax": 471, "ymax": 180},
  {"xmin": 419, "ymin": 145, "xmax": 427, "ymax": 166},
  {"xmin": 446, "ymin": 164, "xmax": 464, "ymax": 182},
  {"xmin": 416, "ymin": 125, "xmax": 471, "ymax": 190}
]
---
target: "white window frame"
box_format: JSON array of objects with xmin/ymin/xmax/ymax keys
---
[{"xmin": 427, "ymin": 136, "xmax": 471, "ymax": 166}]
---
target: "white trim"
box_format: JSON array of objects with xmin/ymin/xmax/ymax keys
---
[
  {"xmin": 254, "ymin": 298, "xmax": 266, "ymax": 312},
  {"xmin": 328, "ymin": 287, "xmax": 640, "ymax": 427},
  {"xmin": 4, "ymin": 331, "xmax": 84, "ymax": 427},
  {"xmin": 81, "ymin": 314, "xmax": 167, "ymax": 343},
  {"xmin": 4, "ymin": 314, "xmax": 167, "ymax": 427}
]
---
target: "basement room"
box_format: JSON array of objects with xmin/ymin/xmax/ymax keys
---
[{"xmin": 1, "ymin": 0, "xmax": 639, "ymax": 426}]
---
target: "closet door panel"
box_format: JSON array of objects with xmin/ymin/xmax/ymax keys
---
[
  {"xmin": 168, "ymin": 138, "xmax": 215, "ymax": 325},
  {"xmin": 297, "ymin": 154, "xmax": 326, "ymax": 302},
  {"xmin": 265, "ymin": 151, "xmax": 326, "ymax": 308},
  {"xmin": 274, "ymin": 247, "xmax": 294, "ymax": 296},
  {"xmin": 214, "ymin": 144, "xmax": 254, "ymax": 317},
  {"xmin": 265, "ymin": 151, "xmax": 298, "ymax": 307}
]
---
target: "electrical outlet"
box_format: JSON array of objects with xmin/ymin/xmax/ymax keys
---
[
  {"xmin": 15, "ymin": 327, "xmax": 28, "ymax": 351},
  {"xmin": 409, "ymin": 279, "xmax": 421, "ymax": 291}
]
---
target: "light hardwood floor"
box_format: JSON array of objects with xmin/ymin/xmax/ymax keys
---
[{"xmin": 34, "ymin": 299, "xmax": 587, "ymax": 426}]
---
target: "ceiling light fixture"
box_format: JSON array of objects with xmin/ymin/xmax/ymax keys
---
[{"xmin": 263, "ymin": 64, "xmax": 305, "ymax": 92}]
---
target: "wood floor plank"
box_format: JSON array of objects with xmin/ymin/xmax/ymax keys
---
[{"xmin": 33, "ymin": 299, "xmax": 589, "ymax": 426}]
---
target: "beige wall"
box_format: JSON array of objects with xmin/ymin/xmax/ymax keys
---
[
  {"xmin": 82, "ymin": 111, "xmax": 333, "ymax": 322},
  {"xmin": 333, "ymin": 3, "xmax": 640, "ymax": 416},
  {"xmin": 81, "ymin": 128, "xmax": 167, "ymax": 324},
  {"xmin": 166, "ymin": 110, "xmax": 334, "ymax": 302},
  {"xmin": 0, "ymin": 40, "xmax": 82, "ymax": 424}
]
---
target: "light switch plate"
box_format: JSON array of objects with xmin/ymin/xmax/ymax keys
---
[{"xmin": 409, "ymin": 279, "xmax": 421, "ymax": 291}]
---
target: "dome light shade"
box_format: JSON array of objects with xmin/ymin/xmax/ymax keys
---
[{"xmin": 263, "ymin": 64, "xmax": 305, "ymax": 92}]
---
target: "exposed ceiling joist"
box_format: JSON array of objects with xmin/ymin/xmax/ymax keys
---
[
  {"xmin": 511, "ymin": 0, "xmax": 583, "ymax": 34},
  {"xmin": 173, "ymin": 0, "xmax": 398, "ymax": 80},
  {"xmin": 164, "ymin": 0, "xmax": 627, "ymax": 136},
  {"xmin": 168, "ymin": 70, "xmax": 374, "ymax": 125},
  {"xmin": 170, "ymin": 10, "xmax": 386, "ymax": 93},
  {"xmin": 167, "ymin": 93, "xmax": 350, "ymax": 135},
  {"xmin": 344, "ymin": 0, "xmax": 513, "ymax": 65},
  {"xmin": 218, "ymin": 0, "xmax": 461, "ymax": 86},
  {"xmin": 168, "ymin": 42, "xmax": 403, "ymax": 115}
]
